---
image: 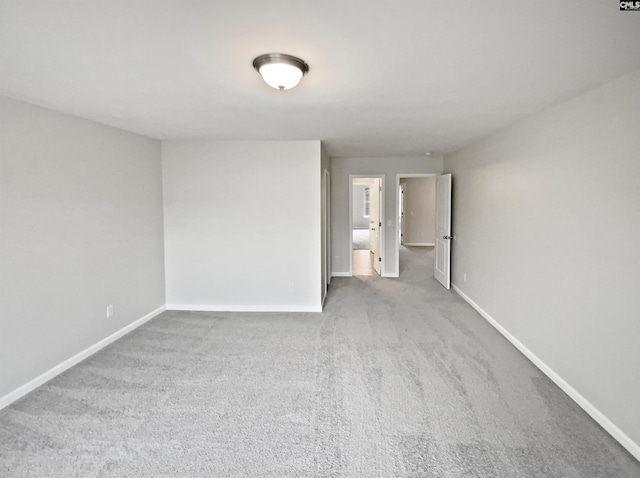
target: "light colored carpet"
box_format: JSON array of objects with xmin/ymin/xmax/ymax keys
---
[
  {"xmin": 352, "ymin": 228, "xmax": 369, "ymax": 250},
  {"xmin": 1, "ymin": 246, "xmax": 638, "ymax": 477}
]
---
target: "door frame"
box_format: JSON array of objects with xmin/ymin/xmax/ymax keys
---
[
  {"xmin": 322, "ymin": 168, "xmax": 331, "ymax": 305},
  {"xmin": 349, "ymin": 174, "xmax": 385, "ymax": 277},
  {"xmin": 399, "ymin": 183, "xmax": 405, "ymax": 246},
  {"xmin": 394, "ymin": 173, "xmax": 439, "ymax": 276}
]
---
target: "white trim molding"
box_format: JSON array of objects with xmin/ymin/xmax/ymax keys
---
[
  {"xmin": 0, "ymin": 305, "xmax": 166, "ymax": 411},
  {"xmin": 451, "ymin": 283, "xmax": 640, "ymax": 462},
  {"xmin": 403, "ymin": 243, "xmax": 435, "ymax": 247},
  {"xmin": 331, "ymin": 272, "xmax": 352, "ymax": 277},
  {"xmin": 382, "ymin": 272, "xmax": 399, "ymax": 278},
  {"xmin": 167, "ymin": 304, "xmax": 322, "ymax": 313}
]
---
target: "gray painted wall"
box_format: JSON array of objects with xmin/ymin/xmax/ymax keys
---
[
  {"xmin": 0, "ymin": 96, "xmax": 165, "ymax": 399},
  {"xmin": 444, "ymin": 70, "xmax": 640, "ymax": 449},
  {"xmin": 162, "ymin": 140, "xmax": 322, "ymax": 311},
  {"xmin": 400, "ymin": 177, "xmax": 436, "ymax": 245},
  {"xmin": 331, "ymin": 156, "xmax": 443, "ymax": 276},
  {"xmin": 352, "ymin": 184, "xmax": 369, "ymax": 229}
]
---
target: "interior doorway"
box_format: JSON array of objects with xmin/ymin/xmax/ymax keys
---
[
  {"xmin": 395, "ymin": 174, "xmax": 438, "ymax": 277},
  {"xmin": 350, "ymin": 175, "xmax": 384, "ymax": 276}
]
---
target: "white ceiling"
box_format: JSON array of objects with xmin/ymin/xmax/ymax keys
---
[{"xmin": 2, "ymin": 1, "xmax": 639, "ymax": 158}]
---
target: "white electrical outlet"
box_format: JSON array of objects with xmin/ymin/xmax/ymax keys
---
[{"xmin": 106, "ymin": 304, "xmax": 114, "ymax": 318}]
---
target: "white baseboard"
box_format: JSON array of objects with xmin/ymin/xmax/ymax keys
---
[
  {"xmin": 382, "ymin": 272, "xmax": 399, "ymax": 278},
  {"xmin": 166, "ymin": 304, "xmax": 322, "ymax": 313},
  {"xmin": 451, "ymin": 283, "xmax": 640, "ymax": 462},
  {"xmin": 0, "ymin": 305, "xmax": 166, "ymax": 411},
  {"xmin": 402, "ymin": 243, "xmax": 435, "ymax": 247},
  {"xmin": 331, "ymin": 272, "xmax": 351, "ymax": 277}
]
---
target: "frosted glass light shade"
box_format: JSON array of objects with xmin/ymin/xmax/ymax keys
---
[
  {"xmin": 258, "ymin": 63, "xmax": 304, "ymax": 90},
  {"xmin": 253, "ymin": 53, "xmax": 309, "ymax": 91}
]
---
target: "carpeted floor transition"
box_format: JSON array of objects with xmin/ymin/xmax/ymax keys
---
[{"xmin": 1, "ymin": 246, "xmax": 639, "ymax": 477}]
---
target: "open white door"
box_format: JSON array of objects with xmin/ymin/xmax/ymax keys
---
[
  {"xmin": 434, "ymin": 174, "xmax": 452, "ymax": 289},
  {"xmin": 370, "ymin": 178, "xmax": 382, "ymax": 275}
]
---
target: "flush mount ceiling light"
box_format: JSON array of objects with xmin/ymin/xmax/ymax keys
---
[{"xmin": 252, "ymin": 53, "xmax": 309, "ymax": 91}]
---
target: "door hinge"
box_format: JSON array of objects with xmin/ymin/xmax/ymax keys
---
[
  {"xmin": 378, "ymin": 257, "xmax": 381, "ymax": 262},
  {"xmin": 379, "ymin": 222, "xmax": 382, "ymax": 227}
]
